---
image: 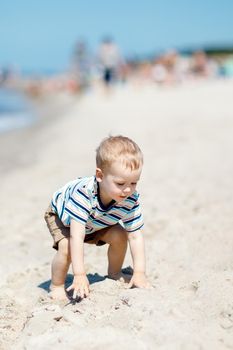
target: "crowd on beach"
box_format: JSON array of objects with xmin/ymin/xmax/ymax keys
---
[{"xmin": 1, "ymin": 38, "xmax": 233, "ymax": 97}]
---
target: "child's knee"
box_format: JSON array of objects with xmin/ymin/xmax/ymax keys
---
[
  {"xmin": 110, "ymin": 225, "xmax": 128, "ymax": 245},
  {"xmin": 58, "ymin": 238, "xmax": 70, "ymax": 259}
]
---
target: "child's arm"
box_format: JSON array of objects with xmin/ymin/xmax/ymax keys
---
[
  {"xmin": 66, "ymin": 219, "xmax": 90, "ymax": 298},
  {"xmin": 127, "ymin": 229, "xmax": 151, "ymax": 289}
]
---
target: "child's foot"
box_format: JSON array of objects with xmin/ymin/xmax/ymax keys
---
[
  {"xmin": 108, "ymin": 272, "xmax": 131, "ymax": 283},
  {"xmin": 49, "ymin": 284, "xmax": 68, "ymax": 300}
]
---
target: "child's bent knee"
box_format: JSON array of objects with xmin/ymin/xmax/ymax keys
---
[
  {"xmin": 110, "ymin": 225, "xmax": 128, "ymax": 244},
  {"xmin": 58, "ymin": 238, "xmax": 70, "ymax": 256}
]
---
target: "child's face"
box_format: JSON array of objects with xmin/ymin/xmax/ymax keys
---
[{"xmin": 96, "ymin": 161, "xmax": 142, "ymax": 205}]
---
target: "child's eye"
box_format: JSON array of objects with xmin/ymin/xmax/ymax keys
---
[
  {"xmin": 116, "ymin": 182, "xmax": 125, "ymax": 186},
  {"xmin": 131, "ymin": 183, "xmax": 137, "ymax": 186}
]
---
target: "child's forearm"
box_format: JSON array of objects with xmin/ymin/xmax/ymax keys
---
[
  {"xmin": 128, "ymin": 230, "xmax": 146, "ymax": 273},
  {"xmin": 70, "ymin": 234, "xmax": 85, "ymax": 275},
  {"xmin": 70, "ymin": 220, "xmax": 86, "ymax": 275}
]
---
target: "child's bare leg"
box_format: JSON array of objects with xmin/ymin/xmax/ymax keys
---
[
  {"xmin": 100, "ymin": 224, "xmax": 129, "ymax": 281},
  {"xmin": 50, "ymin": 238, "xmax": 71, "ymax": 300}
]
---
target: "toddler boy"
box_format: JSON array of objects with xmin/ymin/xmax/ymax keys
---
[{"xmin": 44, "ymin": 135, "xmax": 150, "ymax": 300}]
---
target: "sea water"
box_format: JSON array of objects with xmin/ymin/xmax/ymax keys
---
[{"xmin": 0, "ymin": 87, "xmax": 36, "ymax": 134}]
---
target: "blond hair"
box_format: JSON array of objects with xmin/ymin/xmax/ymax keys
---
[{"xmin": 96, "ymin": 135, "xmax": 143, "ymax": 171}]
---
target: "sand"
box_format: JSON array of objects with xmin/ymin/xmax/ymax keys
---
[{"xmin": 0, "ymin": 80, "xmax": 233, "ymax": 350}]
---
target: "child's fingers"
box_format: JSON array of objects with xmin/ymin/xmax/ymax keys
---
[
  {"xmin": 79, "ymin": 289, "xmax": 84, "ymax": 299},
  {"xmin": 84, "ymin": 286, "xmax": 90, "ymax": 297},
  {"xmin": 70, "ymin": 286, "xmax": 88, "ymax": 299},
  {"xmin": 79, "ymin": 285, "xmax": 90, "ymax": 298}
]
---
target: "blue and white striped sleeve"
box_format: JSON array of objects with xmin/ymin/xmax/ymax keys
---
[
  {"xmin": 64, "ymin": 186, "xmax": 91, "ymax": 225},
  {"xmin": 121, "ymin": 200, "xmax": 144, "ymax": 233}
]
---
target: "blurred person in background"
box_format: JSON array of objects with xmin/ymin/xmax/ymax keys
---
[
  {"xmin": 152, "ymin": 50, "xmax": 189, "ymax": 85},
  {"xmin": 190, "ymin": 50, "xmax": 218, "ymax": 78},
  {"xmin": 70, "ymin": 39, "xmax": 91, "ymax": 92},
  {"xmin": 96, "ymin": 37, "xmax": 125, "ymax": 87},
  {"xmin": 151, "ymin": 57, "xmax": 168, "ymax": 85}
]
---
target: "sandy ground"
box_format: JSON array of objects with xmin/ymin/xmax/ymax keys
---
[{"xmin": 0, "ymin": 80, "xmax": 233, "ymax": 350}]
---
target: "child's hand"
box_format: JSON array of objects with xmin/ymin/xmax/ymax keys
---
[
  {"xmin": 66, "ymin": 273, "xmax": 90, "ymax": 299},
  {"xmin": 128, "ymin": 272, "xmax": 151, "ymax": 289}
]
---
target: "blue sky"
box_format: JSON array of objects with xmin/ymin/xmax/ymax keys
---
[{"xmin": 0, "ymin": 0, "xmax": 233, "ymax": 72}]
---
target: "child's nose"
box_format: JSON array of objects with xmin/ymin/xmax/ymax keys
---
[{"xmin": 123, "ymin": 186, "xmax": 131, "ymax": 194}]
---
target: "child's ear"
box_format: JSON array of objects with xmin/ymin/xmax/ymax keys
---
[{"xmin": 96, "ymin": 168, "xmax": 103, "ymax": 182}]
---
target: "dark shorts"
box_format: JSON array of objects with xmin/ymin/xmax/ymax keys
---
[
  {"xmin": 44, "ymin": 205, "xmax": 106, "ymax": 250},
  {"xmin": 103, "ymin": 68, "xmax": 115, "ymax": 84}
]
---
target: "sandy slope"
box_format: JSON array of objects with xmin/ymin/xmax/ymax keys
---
[{"xmin": 0, "ymin": 81, "xmax": 233, "ymax": 350}]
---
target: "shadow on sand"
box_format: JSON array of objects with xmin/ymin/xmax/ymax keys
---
[
  {"xmin": 38, "ymin": 266, "xmax": 133, "ymax": 293},
  {"xmin": 38, "ymin": 272, "xmax": 106, "ymax": 292}
]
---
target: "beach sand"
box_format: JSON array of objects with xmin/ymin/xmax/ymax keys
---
[{"xmin": 0, "ymin": 80, "xmax": 233, "ymax": 349}]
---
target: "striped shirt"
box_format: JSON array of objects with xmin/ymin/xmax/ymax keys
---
[{"xmin": 51, "ymin": 176, "xmax": 144, "ymax": 234}]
